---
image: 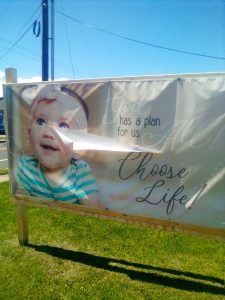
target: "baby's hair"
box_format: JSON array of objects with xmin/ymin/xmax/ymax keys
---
[
  {"xmin": 21, "ymin": 84, "xmax": 89, "ymax": 126},
  {"xmin": 60, "ymin": 86, "xmax": 89, "ymax": 120}
]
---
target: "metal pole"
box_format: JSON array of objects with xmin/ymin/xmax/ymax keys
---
[
  {"xmin": 51, "ymin": 0, "xmax": 54, "ymax": 80},
  {"xmin": 42, "ymin": 0, "xmax": 49, "ymax": 81}
]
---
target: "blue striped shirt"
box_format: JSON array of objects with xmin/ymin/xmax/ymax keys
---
[{"xmin": 16, "ymin": 155, "xmax": 98, "ymax": 204}]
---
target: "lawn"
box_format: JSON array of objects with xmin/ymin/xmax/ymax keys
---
[
  {"xmin": 0, "ymin": 181, "xmax": 224, "ymax": 299},
  {"xmin": 0, "ymin": 169, "xmax": 8, "ymax": 175}
]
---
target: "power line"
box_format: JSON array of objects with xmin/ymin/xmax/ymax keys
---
[
  {"xmin": 60, "ymin": 0, "xmax": 76, "ymax": 78},
  {"xmin": 0, "ymin": 3, "xmax": 42, "ymax": 61},
  {"xmin": 0, "ymin": 3, "xmax": 94, "ymax": 78},
  {"xmin": 55, "ymin": 10, "xmax": 225, "ymax": 61},
  {"xmin": 0, "ymin": 23, "xmax": 35, "ymax": 61},
  {"xmin": 0, "ymin": 34, "xmax": 78, "ymax": 77},
  {"xmin": 14, "ymin": 4, "xmax": 42, "ymax": 38},
  {"xmin": 0, "ymin": 34, "xmax": 73, "ymax": 71}
]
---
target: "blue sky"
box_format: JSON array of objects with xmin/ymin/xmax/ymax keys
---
[{"xmin": 0, "ymin": 0, "xmax": 225, "ymax": 95}]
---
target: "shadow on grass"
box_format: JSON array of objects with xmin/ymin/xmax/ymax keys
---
[{"xmin": 28, "ymin": 244, "xmax": 224, "ymax": 295}]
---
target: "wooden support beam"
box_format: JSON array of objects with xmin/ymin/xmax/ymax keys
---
[
  {"xmin": 5, "ymin": 67, "xmax": 29, "ymax": 245},
  {"xmin": 16, "ymin": 201, "xmax": 28, "ymax": 245}
]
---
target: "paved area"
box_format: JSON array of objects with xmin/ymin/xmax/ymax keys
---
[
  {"xmin": 0, "ymin": 141, "xmax": 8, "ymax": 169},
  {"xmin": 0, "ymin": 140, "xmax": 9, "ymax": 183},
  {"xmin": 0, "ymin": 174, "xmax": 9, "ymax": 183}
]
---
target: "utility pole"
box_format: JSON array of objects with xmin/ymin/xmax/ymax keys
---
[
  {"xmin": 42, "ymin": 0, "xmax": 49, "ymax": 81},
  {"xmin": 51, "ymin": 0, "xmax": 54, "ymax": 80}
]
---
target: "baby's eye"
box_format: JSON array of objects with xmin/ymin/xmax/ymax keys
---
[
  {"xmin": 59, "ymin": 122, "xmax": 69, "ymax": 129},
  {"xmin": 36, "ymin": 118, "xmax": 46, "ymax": 126}
]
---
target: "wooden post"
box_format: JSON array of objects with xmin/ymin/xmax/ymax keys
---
[
  {"xmin": 16, "ymin": 202, "xmax": 28, "ymax": 245},
  {"xmin": 5, "ymin": 67, "xmax": 29, "ymax": 245}
]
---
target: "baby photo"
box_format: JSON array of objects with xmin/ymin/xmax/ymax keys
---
[{"xmin": 16, "ymin": 84, "xmax": 101, "ymax": 209}]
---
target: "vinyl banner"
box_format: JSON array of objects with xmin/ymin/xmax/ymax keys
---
[{"xmin": 3, "ymin": 74, "xmax": 225, "ymax": 236}]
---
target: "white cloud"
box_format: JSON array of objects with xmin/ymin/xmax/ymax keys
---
[
  {"xmin": 18, "ymin": 76, "xmax": 42, "ymax": 83},
  {"xmin": 18, "ymin": 77, "xmax": 71, "ymax": 83},
  {"xmin": 0, "ymin": 72, "xmax": 70, "ymax": 97},
  {"xmin": 0, "ymin": 71, "xmax": 5, "ymax": 79},
  {"xmin": 55, "ymin": 77, "xmax": 70, "ymax": 81}
]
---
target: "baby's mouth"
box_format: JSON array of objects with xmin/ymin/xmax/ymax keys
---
[{"xmin": 40, "ymin": 143, "xmax": 59, "ymax": 151}]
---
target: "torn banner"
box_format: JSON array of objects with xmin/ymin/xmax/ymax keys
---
[{"xmin": 3, "ymin": 74, "xmax": 225, "ymax": 231}]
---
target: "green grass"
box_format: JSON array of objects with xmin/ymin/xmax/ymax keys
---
[
  {"xmin": 0, "ymin": 181, "xmax": 224, "ymax": 299},
  {"xmin": 0, "ymin": 169, "xmax": 8, "ymax": 175}
]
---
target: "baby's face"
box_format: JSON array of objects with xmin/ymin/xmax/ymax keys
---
[{"xmin": 30, "ymin": 99, "xmax": 78, "ymax": 170}]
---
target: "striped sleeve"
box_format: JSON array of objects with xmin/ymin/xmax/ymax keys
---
[
  {"xmin": 17, "ymin": 155, "xmax": 34, "ymax": 195},
  {"xmin": 75, "ymin": 160, "xmax": 98, "ymax": 200},
  {"xmin": 16, "ymin": 155, "xmax": 53, "ymax": 198}
]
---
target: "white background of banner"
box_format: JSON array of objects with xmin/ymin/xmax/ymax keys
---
[{"xmin": 4, "ymin": 73, "xmax": 225, "ymax": 231}]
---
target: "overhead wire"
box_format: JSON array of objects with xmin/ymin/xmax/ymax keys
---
[
  {"xmin": 0, "ymin": 23, "xmax": 35, "ymax": 61},
  {"xmin": 2, "ymin": 3, "xmax": 224, "ymax": 81},
  {"xmin": 55, "ymin": 9, "xmax": 225, "ymax": 61},
  {"xmin": 0, "ymin": 36, "xmax": 77, "ymax": 78},
  {"xmin": 0, "ymin": 3, "xmax": 42, "ymax": 61},
  {"xmin": 0, "ymin": 1, "xmax": 68, "ymax": 75},
  {"xmin": 0, "ymin": 2, "xmax": 92, "ymax": 78},
  {"xmin": 14, "ymin": 3, "xmax": 42, "ymax": 38},
  {"xmin": 0, "ymin": 34, "xmax": 75, "ymax": 75},
  {"xmin": 60, "ymin": 0, "xmax": 76, "ymax": 78}
]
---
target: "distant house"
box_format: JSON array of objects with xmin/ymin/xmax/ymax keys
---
[{"xmin": 0, "ymin": 97, "xmax": 5, "ymax": 135}]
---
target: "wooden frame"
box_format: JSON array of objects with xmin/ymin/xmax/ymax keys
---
[{"xmin": 13, "ymin": 194, "xmax": 225, "ymax": 244}]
